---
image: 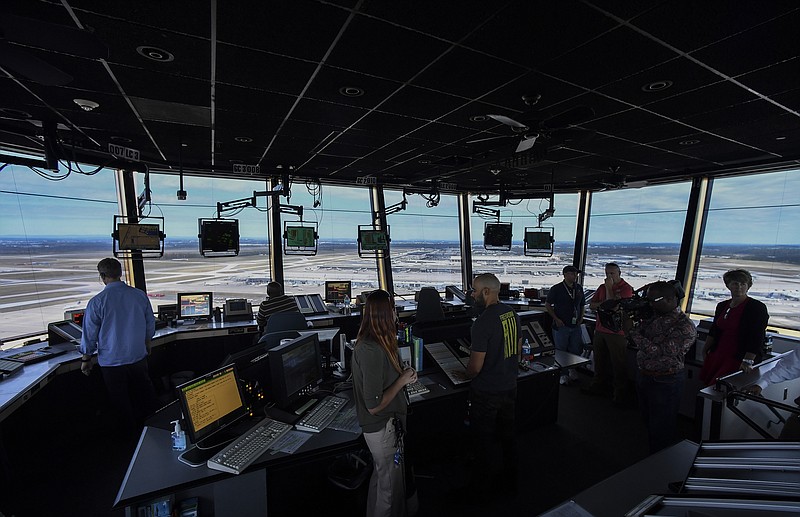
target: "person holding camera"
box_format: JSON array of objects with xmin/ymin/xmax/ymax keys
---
[
  {"xmin": 583, "ymin": 262, "xmax": 634, "ymax": 403},
  {"xmin": 626, "ymin": 281, "xmax": 696, "ymax": 453},
  {"xmin": 700, "ymin": 269, "xmax": 769, "ymax": 386}
]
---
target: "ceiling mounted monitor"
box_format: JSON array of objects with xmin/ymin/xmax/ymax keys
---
[
  {"xmin": 198, "ymin": 218, "xmax": 240, "ymax": 257},
  {"xmin": 483, "ymin": 222, "xmax": 512, "ymax": 251}
]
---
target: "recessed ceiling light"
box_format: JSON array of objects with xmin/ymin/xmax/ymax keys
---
[
  {"xmin": 0, "ymin": 108, "xmax": 32, "ymax": 119},
  {"xmin": 641, "ymin": 80, "xmax": 673, "ymax": 92},
  {"xmin": 136, "ymin": 46, "xmax": 175, "ymax": 62},
  {"xmin": 109, "ymin": 135, "xmax": 132, "ymax": 144},
  {"xmin": 470, "ymin": 115, "xmax": 488, "ymax": 122},
  {"xmin": 314, "ymin": 166, "xmax": 329, "ymax": 171},
  {"xmin": 339, "ymin": 86, "xmax": 364, "ymax": 97},
  {"xmin": 418, "ymin": 159, "xmax": 431, "ymax": 164},
  {"xmin": 679, "ymin": 139, "xmax": 700, "ymax": 146},
  {"xmin": 775, "ymin": 136, "xmax": 787, "ymax": 140},
  {"xmin": 234, "ymin": 136, "xmax": 252, "ymax": 143},
  {"xmin": 73, "ymin": 98, "xmax": 99, "ymax": 111}
]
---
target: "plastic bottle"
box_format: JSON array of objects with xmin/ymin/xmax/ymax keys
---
[
  {"xmin": 522, "ymin": 338, "xmax": 531, "ymax": 360},
  {"xmin": 171, "ymin": 419, "xmax": 186, "ymax": 451},
  {"xmin": 343, "ymin": 295, "xmax": 351, "ymax": 315}
]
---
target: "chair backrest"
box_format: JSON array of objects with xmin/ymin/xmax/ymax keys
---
[
  {"xmin": 264, "ymin": 311, "xmax": 308, "ymax": 334},
  {"xmin": 415, "ymin": 287, "xmax": 445, "ymax": 324},
  {"xmin": 258, "ymin": 330, "xmax": 301, "ymax": 350}
]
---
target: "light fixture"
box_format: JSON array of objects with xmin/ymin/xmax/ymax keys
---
[
  {"xmin": 338, "ymin": 86, "xmax": 364, "ymax": 97},
  {"xmin": 679, "ymin": 139, "xmax": 700, "ymax": 146},
  {"xmin": 73, "ymin": 98, "xmax": 99, "ymax": 111},
  {"xmin": 136, "ymin": 46, "xmax": 175, "ymax": 62},
  {"xmin": 234, "ymin": 136, "xmax": 252, "ymax": 143},
  {"xmin": 110, "ymin": 135, "xmax": 132, "ymax": 143},
  {"xmin": 641, "ymin": 80, "xmax": 673, "ymax": 92},
  {"xmin": 776, "ymin": 136, "xmax": 787, "ymax": 140},
  {"xmin": 470, "ymin": 115, "xmax": 488, "ymax": 122}
]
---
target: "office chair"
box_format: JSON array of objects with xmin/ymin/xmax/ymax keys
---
[
  {"xmin": 414, "ymin": 287, "xmax": 445, "ymax": 324},
  {"xmin": 264, "ymin": 311, "xmax": 308, "ymax": 334},
  {"xmin": 258, "ymin": 330, "xmax": 301, "ymax": 350}
]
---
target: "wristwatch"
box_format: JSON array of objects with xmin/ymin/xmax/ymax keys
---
[{"xmin": 742, "ymin": 358, "xmax": 754, "ymax": 365}]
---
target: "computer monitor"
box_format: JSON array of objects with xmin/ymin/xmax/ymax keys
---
[
  {"xmin": 484, "ymin": 222, "xmax": 513, "ymax": 250},
  {"xmin": 359, "ymin": 229, "xmax": 389, "ymax": 251},
  {"xmin": 117, "ymin": 223, "xmax": 161, "ymax": 251},
  {"xmin": 177, "ymin": 292, "xmax": 213, "ymax": 320},
  {"xmin": 268, "ymin": 333, "xmax": 323, "ymax": 410},
  {"xmin": 285, "ymin": 226, "xmax": 316, "ymax": 247},
  {"xmin": 220, "ymin": 343, "xmax": 272, "ymax": 392},
  {"xmin": 524, "ymin": 230, "xmax": 552, "ymax": 250},
  {"xmin": 199, "ymin": 219, "xmax": 240, "ymax": 256},
  {"xmin": 325, "ymin": 281, "xmax": 352, "ymax": 303},
  {"xmin": 175, "ymin": 364, "xmax": 248, "ymax": 445}
]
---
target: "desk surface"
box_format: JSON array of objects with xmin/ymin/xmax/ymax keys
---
[{"xmin": 115, "ymin": 394, "xmax": 363, "ymax": 509}]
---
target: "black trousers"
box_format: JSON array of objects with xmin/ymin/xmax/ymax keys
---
[
  {"xmin": 468, "ymin": 386, "xmax": 518, "ymax": 491},
  {"xmin": 100, "ymin": 357, "xmax": 159, "ymax": 430}
]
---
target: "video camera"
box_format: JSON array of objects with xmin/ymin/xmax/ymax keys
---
[{"xmin": 597, "ymin": 280, "xmax": 685, "ymax": 332}]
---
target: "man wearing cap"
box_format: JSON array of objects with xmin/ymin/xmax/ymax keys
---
[{"xmin": 546, "ymin": 265, "xmax": 586, "ymax": 385}]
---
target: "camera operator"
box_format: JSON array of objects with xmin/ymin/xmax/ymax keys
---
[{"xmin": 625, "ymin": 281, "xmax": 696, "ymax": 453}]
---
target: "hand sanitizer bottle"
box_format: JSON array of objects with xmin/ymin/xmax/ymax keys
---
[{"xmin": 171, "ymin": 419, "xmax": 186, "ymax": 451}]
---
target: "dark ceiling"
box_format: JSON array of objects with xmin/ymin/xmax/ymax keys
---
[{"xmin": 1, "ymin": 0, "xmax": 799, "ymax": 194}]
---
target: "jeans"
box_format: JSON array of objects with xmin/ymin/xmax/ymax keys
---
[
  {"xmin": 636, "ymin": 369, "xmax": 685, "ymax": 453},
  {"xmin": 553, "ymin": 325, "xmax": 584, "ymax": 355}
]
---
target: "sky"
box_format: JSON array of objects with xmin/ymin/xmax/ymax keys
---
[{"xmin": 2, "ymin": 162, "xmax": 800, "ymax": 246}]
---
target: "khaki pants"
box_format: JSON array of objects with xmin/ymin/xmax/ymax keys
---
[
  {"xmin": 363, "ymin": 419, "xmax": 406, "ymax": 517},
  {"xmin": 590, "ymin": 331, "xmax": 630, "ymax": 399}
]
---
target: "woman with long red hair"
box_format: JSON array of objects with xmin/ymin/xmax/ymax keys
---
[{"xmin": 352, "ymin": 289, "xmax": 417, "ymax": 517}]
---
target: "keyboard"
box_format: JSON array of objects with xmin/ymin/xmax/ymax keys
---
[
  {"xmin": 207, "ymin": 417, "xmax": 293, "ymax": 474},
  {"xmin": 0, "ymin": 359, "xmax": 24, "ymax": 375},
  {"xmin": 405, "ymin": 380, "xmax": 430, "ymax": 397},
  {"xmin": 295, "ymin": 395, "xmax": 347, "ymax": 433}
]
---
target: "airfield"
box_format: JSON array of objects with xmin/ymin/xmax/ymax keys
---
[{"xmin": 1, "ymin": 242, "xmax": 799, "ymax": 340}]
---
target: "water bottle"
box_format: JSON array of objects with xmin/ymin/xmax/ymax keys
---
[
  {"xmin": 522, "ymin": 338, "xmax": 531, "ymax": 360},
  {"xmin": 343, "ymin": 295, "xmax": 351, "ymax": 315}
]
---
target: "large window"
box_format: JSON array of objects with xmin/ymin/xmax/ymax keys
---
[
  {"xmin": 139, "ymin": 173, "xmax": 271, "ymax": 313},
  {"xmin": 693, "ymin": 170, "xmax": 800, "ymax": 331},
  {"xmin": 0, "ymin": 163, "xmax": 119, "ymax": 338},
  {"xmin": 281, "ymin": 183, "xmax": 376, "ymax": 297},
  {"xmin": 386, "ymin": 189, "xmax": 461, "ymax": 294},
  {"xmin": 585, "ymin": 183, "xmax": 691, "ymax": 293},
  {"xmin": 469, "ymin": 194, "xmax": 579, "ymax": 291}
]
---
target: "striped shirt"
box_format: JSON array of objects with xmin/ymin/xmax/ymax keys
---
[{"xmin": 256, "ymin": 294, "xmax": 300, "ymax": 330}]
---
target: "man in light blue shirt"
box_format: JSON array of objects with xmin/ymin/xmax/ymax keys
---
[{"xmin": 80, "ymin": 258, "xmax": 158, "ymax": 429}]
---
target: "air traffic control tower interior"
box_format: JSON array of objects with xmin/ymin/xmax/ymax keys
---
[{"xmin": 2, "ymin": 2, "xmax": 800, "ymax": 516}]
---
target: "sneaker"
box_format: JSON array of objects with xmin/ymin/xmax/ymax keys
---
[
  {"xmin": 569, "ymin": 369, "xmax": 580, "ymax": 381},
  {"xmin": 560, "ymin": 375, "xmax": 569, "ymax": 385}
]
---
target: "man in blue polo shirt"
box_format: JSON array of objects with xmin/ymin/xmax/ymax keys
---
[
  {"xmin": 79, "ymin": 258, "xmax": 159, "ymax": 430},
  {"xmin": 546, "ymin": 265, "xmax": 586, "ymax": 385}
]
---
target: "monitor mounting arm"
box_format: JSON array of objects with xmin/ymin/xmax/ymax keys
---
[{"xmin": 216, "ymin": 190, "xmax": 303, "ymax": 219}]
